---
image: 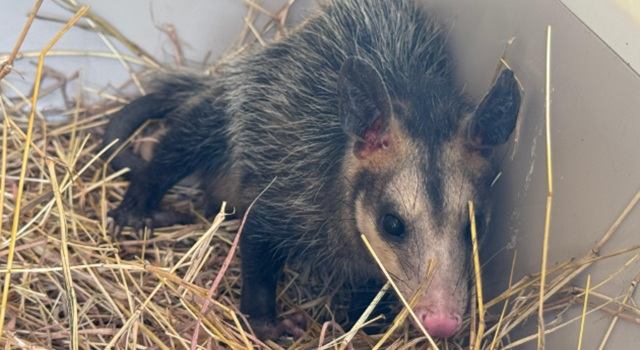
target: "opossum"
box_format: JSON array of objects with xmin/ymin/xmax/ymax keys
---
[{"xmin": 102, "ymin": 0, "xmax": 521, "ymax": 340}]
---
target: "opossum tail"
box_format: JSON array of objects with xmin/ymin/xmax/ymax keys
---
[{"xmin": 101, "ymin": 72, "xmax": 209, "ymax": 175}]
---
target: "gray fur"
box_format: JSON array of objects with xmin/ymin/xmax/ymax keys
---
[{"xmin": 105, "ymin": 0, "xmax": 521, "ymax": 337}]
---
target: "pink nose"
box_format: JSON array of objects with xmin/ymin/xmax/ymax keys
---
[{"xmin": 416, "ymin": 307, "xmax": 461, "ymax": 339}]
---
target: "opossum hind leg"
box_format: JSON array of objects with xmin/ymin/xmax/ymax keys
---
[
  {"xmin": 108, "ymin": 137, "xmax": 200, "ymax": 235},
  {"xmin": 109, "ymin": 98, "xmax": 229, "ymax": 234}
]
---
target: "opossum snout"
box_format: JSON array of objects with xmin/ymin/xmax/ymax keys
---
[
  {"xmin": 411, "ymin": 279, "xmax": 466, "ymax": 339},
  {"xmin": 415, "ymin": 306, "xmax": 462, "ymax": 339}
]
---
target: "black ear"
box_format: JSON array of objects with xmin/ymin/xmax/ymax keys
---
[
  {"xmin": 338, "ymin": 57, "xmax": 392, "ymax": 148},
  {"xmin": 469, "ymin": 69, "xmax": 521, "ymax": 146}
]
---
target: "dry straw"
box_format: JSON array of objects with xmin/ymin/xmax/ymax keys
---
[
  {"xmin": 536, "ymin": 24, "xmax": 554, "ymax": 350},
  {"xmin": 1, "ymin": 1, "xmax": 639, "ymax": 349}
]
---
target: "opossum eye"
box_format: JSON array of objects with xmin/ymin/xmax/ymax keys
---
[{"xmin": 381, "ymin": 213, "xmax": 406, "ymax": 238}]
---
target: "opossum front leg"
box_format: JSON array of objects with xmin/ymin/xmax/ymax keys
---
[{"xmin": 240, "ymin": 223, "xmax": 306, "ymax": 339}]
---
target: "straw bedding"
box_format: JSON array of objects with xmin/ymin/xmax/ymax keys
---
[{"xmin": 1, "ymin": 1, "xmax": 639, "ymax": 349}]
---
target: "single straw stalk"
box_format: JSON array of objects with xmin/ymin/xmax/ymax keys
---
[
  {"xmin": 468, "ymin": 201, "xmax": 485, "ymax": 350},
  {"xmin": 537, "ymin": 24, "xmax": 553, "ymax": 350},
  {"xmin": 576, "ymin": 275, "xmax": 591, "ymax": 350},
  {"xmin": 0, "ymin": 5, "xmax": 89, "ymax": 340},
  {"xmin": 470, "ymin": 286, "xmax": 477, "ymax": 348},
  {"xmin": 47, "ymin": 160, "xmax": 79, "ymax": 350},
  {"xmin": 360, "ymin": 234, "xmax": 439, "ymax": 350},
  {"xmin": 0, "ymin": 50, "xmax": 150, "ymax": 67},
  {"xmin": 0, "ymin": 99, "xmax": 9, "ymax": 234}
]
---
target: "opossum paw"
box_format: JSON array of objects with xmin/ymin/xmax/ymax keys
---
[
  {"xmin": 250, "ymin": 314, "xmax": 307, "ymax": 339},
  {"xmin": 280, "ymin": 314, "xmax": 307, "ymax": 338},
  {"xmin": 108, "ymin": 206, "xmax": 153, "ymax": 237},
  {"xmin": 108, "ymin": 206, "xmax": 194, "ymax": 237}
]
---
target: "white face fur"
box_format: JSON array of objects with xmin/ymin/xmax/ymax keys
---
[
  {"xmin": 338, "ymin": 59, "xmax": 518, "ymax": 334},
  {"xmin": 352, "ymin": 129, "xmax": 490, "ymax": 322}
]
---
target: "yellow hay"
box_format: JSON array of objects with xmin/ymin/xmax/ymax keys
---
[{"xmin": 1, "ymin": 2, "xmax": 639, "ymax": 349}]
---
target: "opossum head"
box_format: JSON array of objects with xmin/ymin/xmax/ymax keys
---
[{"xmin": 338, "ymin": 57, "xmax": 520, "ymax": 338}]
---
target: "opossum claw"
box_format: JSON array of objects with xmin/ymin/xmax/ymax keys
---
[
  {"xmin": 143, "ymin": 217, "xmax": 154, "ymax": 231},
  {"xmin": 250, "ymin": 314, "xmax": 307, "ymax": 339},
  {"xmin": 108, "ymin": 205, "xmax": 150, "ymax": 236},
  {"xmin": 108, "ymin": 220, "xmax": 123, "ymax": 239},
  {"xmin": 280, "ymin": 314, "xmax": 307, "ymax": 338}
]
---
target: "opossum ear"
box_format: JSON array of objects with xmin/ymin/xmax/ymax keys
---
[
  {"xmin": 338, "ymin": 57, "xmax": 393, "ymax": 158},
  {"xmin": 468, "ymin": 69, "xmax": 521, "ymax": 147}
]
